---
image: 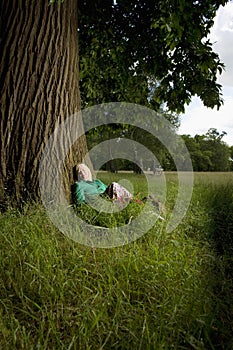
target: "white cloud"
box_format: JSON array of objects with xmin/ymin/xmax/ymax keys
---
[
  {"xmin": 179, "ymin": 91, "xmax": 233, "ymax": 146},
  {"xmin": 179, "ymin": 3, "xmax": 233, "ymax": 146},
  {"xmin": 209, "ymin": 2, "xmax": 233, "ymax": 86}
]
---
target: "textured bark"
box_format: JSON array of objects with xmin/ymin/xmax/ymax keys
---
[{"xmin": 0, "ymin": 0, "xmax": 90, "ymax": 208}]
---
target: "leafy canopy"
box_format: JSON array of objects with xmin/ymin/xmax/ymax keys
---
[{"xmin": 78, "ymin": 0, "xmax": 228, "ymax": 113}]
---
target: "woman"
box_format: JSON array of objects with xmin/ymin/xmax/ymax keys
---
[
  {"xmin": 72, "ymin": 164, "xmax": 108, "ymax": 205},
  {"xmin": 72, "ymin": 164, "xmax": 165, "ymax": 218},
  {"xmin": 72, "ymin": 164, "xmax": 133, "ymax": 206}
]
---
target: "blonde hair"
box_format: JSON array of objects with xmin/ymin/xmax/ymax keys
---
[{"xmin": 74, "ymin": 163, "xmax": 92, "ymax": 182}]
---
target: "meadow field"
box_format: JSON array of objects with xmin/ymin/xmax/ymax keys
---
[{"xmin": 0, "ymin": 172, "xmax": 233, "ymax": 349}]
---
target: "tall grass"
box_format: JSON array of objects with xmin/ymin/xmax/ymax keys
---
[{"xmin": 0, "ymin": 172, "xmax": 233, "ymax": 349}]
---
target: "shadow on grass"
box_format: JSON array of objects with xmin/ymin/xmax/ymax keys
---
[{"xmin": 204, "ymin": 183, "xmax": 233, "ymax": 349}]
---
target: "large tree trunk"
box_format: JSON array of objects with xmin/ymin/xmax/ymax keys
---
[{"xmin": 0, "ymin": 0, "xmax": 90, "ymax": 208}]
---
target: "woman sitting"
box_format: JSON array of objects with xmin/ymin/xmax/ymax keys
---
[
  {"xmin": 72, "ymin": 164, "xmax": 165, "ymax": 218},
  {"xmin": 72, "ymin": 164, "xmax": 108, "ymax": 205}
]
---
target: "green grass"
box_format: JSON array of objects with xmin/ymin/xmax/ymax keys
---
[{"xmin": 0, "ymin": 172, "xmax": 233, "ymax": 349}]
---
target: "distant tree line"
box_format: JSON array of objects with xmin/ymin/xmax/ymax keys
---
[
  {"xmin": 86, "ymin": 126, "xmax": 232, "ymax": 172},
  {"xmin": 181, "ymin": 128, "xmax": 232, "ymax": 172}
]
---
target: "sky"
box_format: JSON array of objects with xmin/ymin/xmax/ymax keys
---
[{"xmin": 178, "ymin": 2, "xmax": 233, "ymax": 146}]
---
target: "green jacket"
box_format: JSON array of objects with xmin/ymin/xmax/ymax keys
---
[{"xmin": 72, "ymin": 179, "xmax": 107, "ymax": 204}]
